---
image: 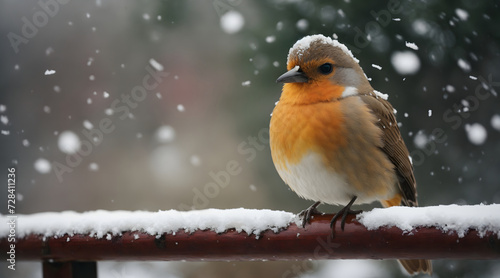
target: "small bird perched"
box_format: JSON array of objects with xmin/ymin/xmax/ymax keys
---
[{"xmin": 269, "ymin": 34, "xmax": 432, "ymax": 275}]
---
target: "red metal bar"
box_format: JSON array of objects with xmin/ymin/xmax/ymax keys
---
[{"xmin": 2, "ymin": 214, "xmax": 499, "ymax": 262}]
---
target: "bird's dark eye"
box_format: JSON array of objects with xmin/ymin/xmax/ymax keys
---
[{"xmin": 318, "ymin": 63, "xmax": 333, "ymax": 74}]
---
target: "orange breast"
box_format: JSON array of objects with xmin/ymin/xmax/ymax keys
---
[
  {"xmin": 270, "ymin": 82, "xmax": 398, "ymax": 201},
  {"xmin": 270, "ymin": 82, "xmax": 348, "ymax": 170}
]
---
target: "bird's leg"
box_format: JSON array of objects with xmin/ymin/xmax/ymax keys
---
[
  {"xmin": 298, "ymin": 201, "xmax": 322, "ymax": 228},
  {"xmin": 330, "ymin": 196, "xmax": 362, "ymax": 236}
]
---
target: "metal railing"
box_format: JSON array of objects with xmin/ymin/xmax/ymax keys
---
[{"xmin": 2, "ymin": 213, "xmax": 499, "ymax": 277}]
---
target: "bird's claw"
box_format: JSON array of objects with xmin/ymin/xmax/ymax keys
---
[
  {"xmin": 330, "ymin": 196, "xmax": 362, "ymax": 237},
  {"xmin": 298, "ymin": 201, "xmax": 322, "ymax": 228}
]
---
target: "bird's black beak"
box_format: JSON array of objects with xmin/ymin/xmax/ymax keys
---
[{"xmin": 276, "ymin": 66, "xmax": 308, "ymax": 83}]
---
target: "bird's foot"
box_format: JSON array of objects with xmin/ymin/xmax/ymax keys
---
[
  {"xmin": 330, "ymin": 196, "xmax": 362, "ymax": 237},
  {"xmin": 298, "ymin": 201, "xmax": 322, "ymax": 228}
]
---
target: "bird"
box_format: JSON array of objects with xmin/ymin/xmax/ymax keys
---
[{"xmin": 269, "ymin": 34, "xmax": 432, "ymax": 275}]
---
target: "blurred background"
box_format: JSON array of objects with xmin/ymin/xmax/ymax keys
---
[{"xmin": 1, "ymin": 0, "xmax": 499, "ymax": 277}]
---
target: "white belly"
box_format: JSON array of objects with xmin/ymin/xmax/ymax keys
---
[{"xmin": 276, "ymin": 151, "xmax": 382, "ymax": 205}]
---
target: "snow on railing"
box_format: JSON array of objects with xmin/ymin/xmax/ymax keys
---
[{"xmin": 1, "ymin": 204, "xmax": 499, "ymax": 278}]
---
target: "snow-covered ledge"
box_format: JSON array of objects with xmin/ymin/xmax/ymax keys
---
[
  {"xmin": 1, "ymin": 208, "xmax": 296, "ymax": 240},
  {"xmin": 0, "ymin": 204, "xmax": 499, "ymax": 262},
  {"xmin": 357, "ymin": 204, "xmax": 500, "ymax": 238}
]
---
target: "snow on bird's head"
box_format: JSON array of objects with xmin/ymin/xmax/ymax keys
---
[{"xmin": 287, "ymin": 34, "xmax": 359, "ymax": 67}]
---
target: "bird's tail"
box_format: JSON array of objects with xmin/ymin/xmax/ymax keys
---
[{"xmin": 381, "ymin": 195, "xmax": 433, "ymax": 276}]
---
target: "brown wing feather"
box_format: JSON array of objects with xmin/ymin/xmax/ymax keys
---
[{"xmin": 358, "ymin": 94, "xmax": 418, "ymax": 207}]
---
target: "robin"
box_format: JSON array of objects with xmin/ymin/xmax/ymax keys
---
[{"xmin": 269, "ymin": 34, "xmax": 432, "ymax": 275}]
